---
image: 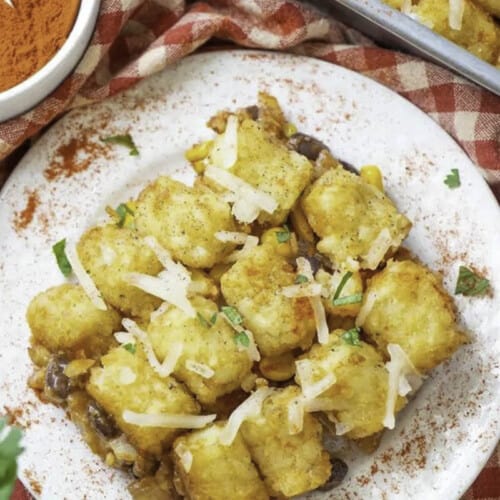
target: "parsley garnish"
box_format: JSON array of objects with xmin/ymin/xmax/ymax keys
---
[
  {"xmin": 221, "ymin": 306, "xmax": 243, "ymax": 326},
  {"xmin": 455, "ymin": 266, "xmax": 490, "ymax": 296},
  {"xmin": 234, "ymin": 331, "xmax": 250, "ymax": 348},
  {"xmin": 333, "ymin": 293, "xmax": 363, "ymax": 306},
  {"xmin": 276, "ymin": 225, "xmax": 291, "ymax": 243},
  {"xmin": 115, "ymin": 203, "xmax": 134, "ymax": 228},
  {"xmin": 197, "ymin": 312, "xmax": 212, "ymax": 328},
  {"xmin": 332, "ymin": 271, "xmax": 353, "ymax": 302},
  {"xmin": 0, "ymin": 418, "xmax": 23, "ymax": 500},
  {"xmin": 210, "ymin": 313, "xmax": 218, "ymax": 325},
  {"xmin": 52, "ymin": 238, "xmax": 72, "ymax": 277},
  {"xmin": 101, "ymin": 134, "xmax": 139, "ymax": 156},
  {"xmin": 341, "ymin": 327, "xmax": 361, "ymax": 346},
  {"xmin": 122, "ymin": 343, "xmax": 136, "ymax": 354},
  {"xmin": 295, "ymin": 274, "xmax": 309, "ymax": 284},
  {"xmin": 444, "ymin": 169, "xmax": 460, "ymax": 189}
]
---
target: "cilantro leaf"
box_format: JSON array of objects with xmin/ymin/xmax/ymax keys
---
[
  {"xmin": 122, "ymin": 343, "xmax": 136, "ymax": 354},
  {"xmin": 221, "ymin": 306, "xmax": 244, "ymax": 326},
  {"xmin": 444, "ymin": 169, "xmax": 460, "ymax": 189},
  {"xmin": 197, "ymin": 312, "xmax": 211, "ymax": 328},
  {"xmin": 101, "ymin": 134, "xmax": 139, "ymax": 156},
  {"xmin": 276, "ymin": 225, "xmax": 290, "ymax": 243},
  {"xmin": 52, "ymin": 239, "xmax": 72, "ymax": 277},
  {"xmin": 0, "ymin": 418, "xmax": 23, "ymax": 500},
  {"xmin": 333, "ymin": 293, "xmax": 363, "ymax": 306},
  {"xmin": 115, "ymin": 203, "xmax": 134, "ymax": 228},
  {"xmin": 341, "ymin": 327, "xmax": 361, "ymax": 346},
  {"xmin": 234, "ymin": 331, "xmax": 250, "ymax": 348},
  {"xmin": 332, "ymin": 271, "xmax": 353, "ymax": 301},
  {"xmin": 455, "ymin": 266, "xmax": 490, "ymax": 296},
  {"xmin": 295, "ymin": 274, "xmax": 309, "ymax": 284}
]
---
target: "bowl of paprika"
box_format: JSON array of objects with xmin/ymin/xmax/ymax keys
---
[{"xmin": 0, "ymin": 0, "xmax": 100, "ymax": 122}]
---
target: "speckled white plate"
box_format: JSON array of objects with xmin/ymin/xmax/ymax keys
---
[{"xmin": 0, "ymin": 51, "xmax": 499, "ymax": 500}]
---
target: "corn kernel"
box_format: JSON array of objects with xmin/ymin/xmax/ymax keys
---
[
  {"xmin": 185, "ymin": 140, "xmax": 213, "ymax": 163},
  {"xmin": 282, "ymin": 122, "xmax": 298, "ymax": 138},
  {"xmin": 360, "ymin": 165, "xmax": 384, "ymax": 192}
]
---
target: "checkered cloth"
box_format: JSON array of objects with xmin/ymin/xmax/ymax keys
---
[{"xmin": 3, "ymin": 1, "xmax": 499, "ymax": 499}]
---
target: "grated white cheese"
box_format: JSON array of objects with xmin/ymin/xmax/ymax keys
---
[
  {"xmin": 219, "ymin": 387, "xmax": 273, "ymax": 445},
  {"xmin": 287, "ymin": 397, "xmax": 305, "ymax": 435},
  {"xmin": 215, "ymin": 231, "xmax": 250, "ymax": 244},
  {"xmin": 216, "ymin": 232, "xmax": 259, "ymax": 263},
  {"xmin": 363, "ymin": 228, "xmax": 393, "ymax": 270},
  {"xmin": 355, "ymin": 290, "xmax": 378, "ymax": 327},
  {"xmin": 123, "ymin": 410, "xmax": 216, "ymax": 429},
  {"xmin": 303, "ymin": 397, "xmax": 336, "ymax": 413},
  {"xmin": 209, "ymin": 114, "xmax": 239, "ymax": 170},
  {"xmin": 383, "ymin": 343, "xmax": 423, "ymax": 429},
  {"xmin": 65, "ymin": 241, "xmax": 107, "ymax": 311},
  {"xmin": 448, "ymin": 0, "xmax": 465, "ymax": 30},
  {"xmin": 220, "ymin": 313, "xmax": 261, "ymax": 362},
  {"xmin": 281, "ymin": 282, "xmax": 322, "ymax": 298},
  {"xmin": 175, "ymin": 442, "xmax": 193, "ymax": 473},
  {"xmin": 185, "ymin": 360, "xmax": 215, "ymax": 379},
  {"xmin": 122, "ymin": 318, "xmax": 183, "ymax": 378},
  {"xmin": 150, "ymin": 302, "xmax": 171, "ymax": 322},
  {"xmin": 114, "ymin": 331, "xmax": 136, "ymax": 345},
  {"xmin": 205, "ymin": 165, "xmax": 278, "ymax": 223}
]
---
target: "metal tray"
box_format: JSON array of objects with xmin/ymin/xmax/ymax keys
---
[{"xmin": 314, "ymin": 0, "xmax": 500, "ymax": 95}]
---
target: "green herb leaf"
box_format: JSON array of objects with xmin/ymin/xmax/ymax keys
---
[
  {"xmin": 122, "ymin": 343, "xmax": 136, "ymax": 354},
  {"xmin": 341, "ymin": 327, "xmax": 361, "ymax": 346},
  {"xmin": 197, "ymin": 312, "xmax": 211, "ymax": 328},
  {"xmin": 444, "ymin": 169, "xmax": 460, "ymax": 189},
  {"xmin": 52, "ymin": 239, "xmax": 72, "ymax": 277},
  {"xmin": 295, "ymin": 274, "xmax": 309, "ymax": 284},
  {"xmin": 333, "ymin": 293, "xmax": 363, "ymax": 306},
  {"xmin": 0, "ymin": 418, "xmax": 23, "ymax": 500},
  {"xmin": 210, "ymin": 313, "xmax": 218, "ymax": 325},
  {"xmin": 276, "ymin": 225, "xmax": 290, "ymax": 243},
  {"xmin": 455, "ymin": 266, "xmax": 490, "ymax": 296},
  {"xmin": 115, "ymin": 203, "xmax": 134, "ymax": 228},
  {"xmin": 221, "ymin": 306, "xmax": 244, "ymax": 326},
  {"xmin": 234, "ymin": 331, "xmax": 250, "ymax": 348},
  {"xmin": 332, "ymin": 271, "xmax": 353, "ymax": 301},
  {"xmin": 101, "ymin": 134, "xmax": 139, "ymax": 156}
]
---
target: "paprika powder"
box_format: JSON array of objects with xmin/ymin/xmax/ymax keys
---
[{"xmin": 0, "ymin": 0, "xmax": 80, "ymax": 92}]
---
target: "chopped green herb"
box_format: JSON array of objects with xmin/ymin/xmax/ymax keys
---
[
  {"xmin": 101, "ymin": 134, "xmax": 139, "ymax": 156},
  {"xmin": 210, "ymin": 313, "xmax": 218, "ymax": 325},
  {"xmin": 234, "ymin": 331, "xmax": 250, "ymax": 348},
  {"xmin": 444, "ymin": 168, "xmax": 460, "ymax": 189},
  {"xmin": 115, "ymin": 203, "xmax": 134, "ymax": 228},
  {"xmin": 197, "ymin": 312, "xmax": 211, "ymax": 328},
  {"xmin": 295, "ymin": 274, "xmax": 309, "ymax": 284},
  {"xmin": 455, "ymin": 266, "xmax": 490, "ymax": 296},
  {"xmin": 0, "ymin": 417, "xmax": 23, "ymax": 500},
  {"xmin": 333, "ymin": 293, "xmax": 363, "ymax": 306},
  {"xmin": 221, "ymin": 306, "xmax": 243, "ymax": 325},
  {"xmin": 52, "ymin": 238, "xmax": 72, "ymax": 277},
  {"xmin": 332, "ymin": 271, "xmax": 353, "ymax": 301},
  {"xmin": 122, "ymin": 343, "xmax": 136, "ymax": 354},
  {"xmin": 341, "ymin": 327, "xmax": 361, "ymax": 346},
  {"xmin": 276, "ymin": 225, "xmax": 291, "ymax": 243}
]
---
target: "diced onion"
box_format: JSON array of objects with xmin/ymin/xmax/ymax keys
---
[
  {"xmin": 123, "ymin": 410, "xmax": 216, "ymax": 429},
  {"xmin": 65, "ymin": 241, "xmax": 107, "ymax": 310},
  {"xmin": 281, "ymin": 283, "xmax": 322, "ymax": 298},
  {"xmin": 220, "ymin": 313, "xmax": 261, "ymax": 362},
  {"xmin": 383, "ymin": 343, "xmax": 423, "ymax": 429},
  {"xmin": 185, "ymin": 360, "xmax": 215, "ymax": 379},
  {"xmin": 175, "ymin": 442, "xmax": 193, "ymax": 472},
  {"xmin": 209, "ymin": 114, "xmax": 239, "ymax": 170},
  {"xmin": 219, "ymin": 387, "xmax": 273, "ymax": 445},
  {"xmin": 122, "ymin": 318, "xmax": 183, "ymax": 378},
  {"xmin": 448, "ymin": 0, "xmax": 465, "ymax": 30}
]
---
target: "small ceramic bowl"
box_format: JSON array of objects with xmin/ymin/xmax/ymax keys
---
[{"xmin": 0, "ymin": 0, "xmax": 100, "ymax": 122}]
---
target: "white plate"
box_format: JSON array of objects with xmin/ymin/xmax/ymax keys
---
[{"xmin": 0, "ymin": 51, "xmax": 499, "ymax": 500}]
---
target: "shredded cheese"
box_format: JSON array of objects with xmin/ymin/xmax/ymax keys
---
[
  {"xmin": 303, "ymin": 397, "xmax": 336, "ymax": 413},
  {"xmin": 281, "ymin": 282, "xmax": 322, "ymax": 298},
  {"xmin": 150, "ymin": 302, "xmax": 171, "ymax": 322},
  {"xmin": 287, "ymin": 397, "xmax": 305, "ymax": 435},
  {"xmin": 175, "ymin": 443, "xmax": 193, "ymax": 472},
  {"xmin": 205, "ymin": 165, "xmax": 278, "ymax": 223},
  {"xmin": 219, "ymin": 387, "xmax": 273, "ymax": 445},
  {"xmin": 65, "ymin": 241, "xmax": 107, "ymax": 310},
  {"xmin": 215, "ymin": 232, "xmax": 259, "ymax": 263},
  {"xmin": 383, "ymin": 343, "xmax": 423, "ymax": 429},
  {"xmin": 185, "ymin": 360, "xmax": 215, "ymax": 379},
  {"xmin": 209, "ymin": 114, "xmax": 239, "ymax": 170},
  {"xmin": 355, "ymin": 291, "xmax": 377, "ymax": 327},
  {"xmin": 363, "ymin": 228, "xmax": 394, "ymax": 270},
  {"xmin": 448, "ymin": 0, "xmax": 465, "ymax": 30},
  {"xmin": 123, "ymin": 410, "xmax": 216, "ymax": 429},
  {"xmin": 220, "ymin": 313, "xmax": 261, "ymax": 362},
  {"xmin": 122, "ymin": 318, "xmax": 183, "ymax": 378},
  {"xmin": 114, "ymin": 331, "xmax": 136, "ymax": 345}
]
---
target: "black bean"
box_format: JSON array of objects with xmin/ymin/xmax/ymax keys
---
[
  {"xmin": 288, "ymin": 133, "xmax": 329, "ymax": 161},
  {"xmin": 318, "ymin": 457, "xmax": 349, "ymax": 491},
  {"xmin": 87, "ymin": 400, "xmax": 119, "ymax": 438},
  {"xmin": 45, "ymin": 356, "xmax": 71, "ymax": 399},
  {"xmin": 245, "ymin": 105, "xmax": 259, "ymax": 120}
]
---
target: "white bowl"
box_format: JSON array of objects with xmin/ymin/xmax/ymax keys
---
[{"xmin": 0, "ymin": 0, "xmax": 100, "ymax": 122}]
